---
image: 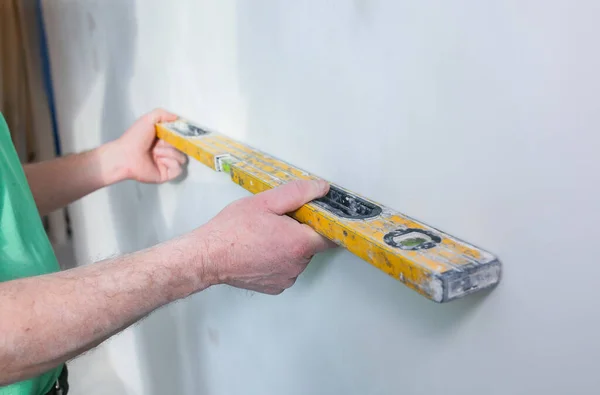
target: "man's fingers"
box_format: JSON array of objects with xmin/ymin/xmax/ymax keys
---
[
  {"xmin": 157, "ymin": 157, "xmax": 183, "ymax": 181},
  {"xmin": 228, "ymin": 280, "xmax": 284, "ymax": 295},
  {"xmin": 301, "ymin": 224, "xmax": 338, "ymax": 255},
  {"xmin": 154, "ymin": 143, "xmax": 187, "ymax": 165},
  {"xmin": 261, "ymin": 179, "xmax": 330, "ymax": 215}
]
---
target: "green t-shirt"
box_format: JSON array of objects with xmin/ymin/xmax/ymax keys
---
[{"xmin": 0, "ymin": 113, "xmax": 63, "ymax": 394}]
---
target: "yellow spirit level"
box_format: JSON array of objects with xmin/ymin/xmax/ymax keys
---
[{"xmin": 156, "ymin": 118, "xmax": 501, "ymax": 303}]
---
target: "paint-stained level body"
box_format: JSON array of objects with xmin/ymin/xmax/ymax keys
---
[{"xmin": 156, "ymin": 119, "xmax": 502, "ymax": 302}]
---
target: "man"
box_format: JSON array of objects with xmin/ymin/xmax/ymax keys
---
[{"xmin": 0, "ymin": 108, "xmax": 335, "ymax": 394}]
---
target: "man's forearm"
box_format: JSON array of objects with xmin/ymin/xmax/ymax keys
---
[
  {"xmin": 0, "ymin": 232, "xmax": 209, "ymax": 386},
  {"xmin": 24, "ymin": 142, "xmax": 128, "ymax": 216},
  {"xmin": 0, "ymin": 178, "xmax": 334, "ymax": 387}
]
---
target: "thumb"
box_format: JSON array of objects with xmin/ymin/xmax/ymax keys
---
[
  {"xmin": 146, "ymin": 108, "xmax": 178, "ymax": 124},
  {"xmin": 261, "ymin": 179, "xmax": 330, "ymax": 215}
]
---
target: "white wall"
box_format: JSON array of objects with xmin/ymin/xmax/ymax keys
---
[{"xmin": 43, "ymin": 1, "xmax": 600, "ymax": 394}]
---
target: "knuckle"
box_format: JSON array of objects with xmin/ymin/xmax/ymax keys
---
[
  {"xmin": 291, "ymin": 239, "xmax": 311, "ymax": 258},
  {"xmin": 257, "ymin": 196, "xmax": 271, "ymax": 210},
  {"xmin": 286, "ymin": 278, "xmax": 297, "ymax": 288},
  {"xmin": 229, "ymin": 195, "xmax": 253, "ymax": 210},
  {"xmin": 246, "ymin": 194, "xmax": 267, "ymax": 210}
]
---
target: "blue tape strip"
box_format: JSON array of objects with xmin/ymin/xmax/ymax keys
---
[{"xmin": 35, "ymin": 0, "xmax": 61, "ymax": 156}]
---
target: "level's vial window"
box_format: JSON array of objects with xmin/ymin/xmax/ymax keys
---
[
  {"xmin": 384, "ymin": 228, "xmax": 441, "ymax": 250},
  {"xmin": 168, "ymin": 120, "xmax": 210, "ymax": 137},
  {"xmin": 312, "ymin": 185, "xmax": 382, "ymax": 219}
]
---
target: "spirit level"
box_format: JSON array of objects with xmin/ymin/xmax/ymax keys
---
[{"xmin": 156, "ymin": 119, "xmax": 501, "ymax": 302}]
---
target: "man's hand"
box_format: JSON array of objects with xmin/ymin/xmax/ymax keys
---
[
  {"xmin": 194, "ymin": 179, "xmax": 337, "ymax": 295},
  {"xmin": 24, "ymin": 108, "xmax": 188, "ymax": 215},
  {"xmin": 110, "ymin": 108, "xmax": 187, "ymax": 184}
]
